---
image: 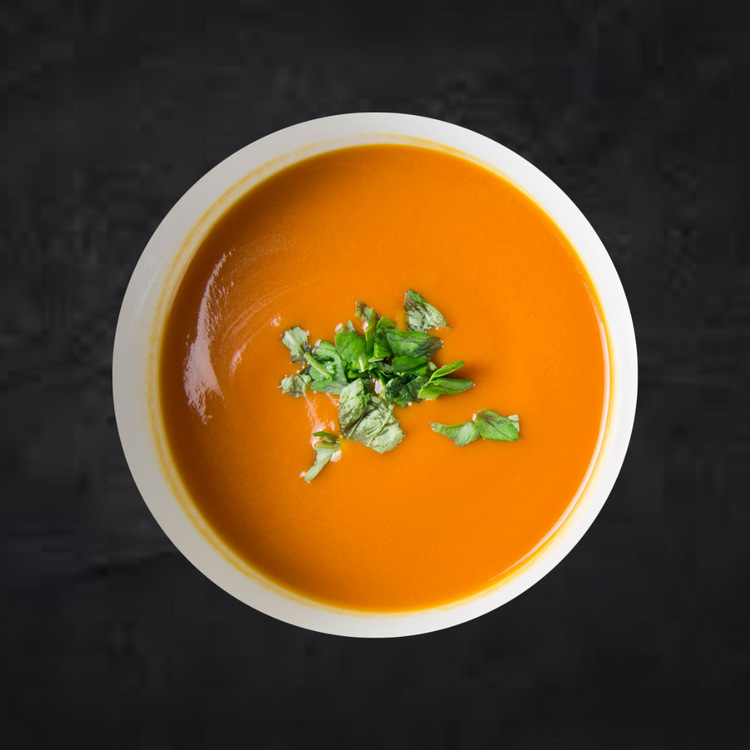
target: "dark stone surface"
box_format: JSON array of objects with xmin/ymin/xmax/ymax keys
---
[{"xmin": 3, "ymin": 1, "xmax": 748, "ymax": 746}]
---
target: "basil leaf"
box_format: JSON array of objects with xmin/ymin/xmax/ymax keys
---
[
  {"xmin": 335, "ymin": 328, "xmax": 368, "ymax": 369},
  {"xmin": 374, "ymin": 317, "xmax": 395, "ymax": 358},
  {"xmin": 355, "ymin": 301, "xmax": 376, "ymax": 321},
  {"xmin": 391, "ymin": 354, "xmax": 429, "ymax": 374},
  {"xmin": 475, "ymin": 410, "xmax": 520, "ymax": 441},
  {"xmin": 312, "ymin": 340, "xmax": 348, "ymax": 384},
  {"xmin": 428, "ymin": 360, "xmax": 465, "ymax": 381},
  {"xmin": 304, "ymin": 352, "xmax": 335, "ymax": 381},
  {"xmin": 385, "ymin": 329, "xmax": 442, "ymax": 359},
  {"xmin": 312, "ymin": 430, "xmax": 339, "ymax": 439},
  {"xmin": 309, "ymin": 379, "xmax": 345, "ymax": 394},
  {"xmin": 355, "ymin": 301, "xmax": 379, "ymax": 357},
  {"xmin": 338, "ymin": 379, "xmax": 371, "ymax": 432},
  {"xmin": 376, "ymin": 360, "xmax": 393, "ymax": 376},
  {"xmin": 429, "ymin": 421, "xmax": 480, "ymax": 447},
  {"xmin": 369, "ymin": 362, "xmax": 393, "ymax": 386},
  {"xmin": 336, "ymin": 321, "xmax": 355, "ymax": 334},
  {"xmin": 304, "ymin": 433, "xmax": 340, "ymax": 483},
  {"xmin": 280, "ymin": 373, "xmax": 311, "ymax": 398},
  {"xmin": 384, "ymin": 377, "xmax": 413, "ymax": 408},
  {"xmin": 282, "ymin": 327, "xmax": 311, "ymax": 363},
  {"xmin": 406, "ymin": 375, "xmax": 429, "ymax": 402},
  {"xmin": 417, "ymin": 378, "xmax": 474, "ymax": 400},
  {"xmin": 351, "ymin": 399, "xmax": 405, "ymax": 453},
  {"xmin": 405, "ymin": 289, "xmax": 450, "ymax": 333},
  {"xmin": 338, "ymin": 380, "xmax": 405, "ymax": 453}
]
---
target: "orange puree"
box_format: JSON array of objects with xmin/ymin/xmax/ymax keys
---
[{"xmin": 159, "ymin": 144, "xmax": 606, "ymax": 612}]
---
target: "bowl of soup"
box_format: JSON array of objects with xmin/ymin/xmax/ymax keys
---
[{"xmin": 113, "ymin": 113, "xmax": 637, "ymax": 637}]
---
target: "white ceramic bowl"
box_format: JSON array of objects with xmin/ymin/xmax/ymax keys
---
[{"xmin": 113, "ymin": 113, "xmax": 637, "ymax": 637}]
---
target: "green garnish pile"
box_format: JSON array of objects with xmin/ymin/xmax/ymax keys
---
[{"xmin": 279, "ymin": 289, "xmax": 519, "ymax": 482}]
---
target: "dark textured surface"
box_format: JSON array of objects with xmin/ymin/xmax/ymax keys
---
[{"xmin": 3, "ymin": 1, "xmax": 749, "ymax": 746}]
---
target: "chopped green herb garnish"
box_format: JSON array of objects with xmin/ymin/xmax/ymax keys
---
[
  {"xmin": 431, "ymin": 410, "xmax": 520, "ymax": 446},
  {"xmin": 355, "ymin": 301, "xmax": 377, "ymax": 323},
  {"xmin": 335, "ymin": 323, "xmax": 368, "ymax": 368},
  {"xmin": 405, "ymin": 289, "xmax": 450, "ymax": 333},
  {"xmin": 391, "ymin": 354, "xmax": 430, "ymax": 374},
  {"xmin": 304, "ymin": 432, "xmax": 340, "ymax": 483},
  {"xmin": 282, "ymin": 327, "xmax": 311, "ymax": 363},
  {"xmin": 280, "ymin": 291, "xmax": 518, "ymax": 480},
  {"xmin": 313, "ymin": 341, "xmax": 347, "ymax": 381},
  {"xmin": 417, "ymin": 377, "xmax": 474, "ymax": 400},
  {"xmin": 338, "ymin": 379, "xmax": 405, "ymax": 453},
  {"xmin": 303, "ymin": 351, "xmax": 333, "ymax": 380},
  {"xmin": 475, "ymin": 411, "xmax": 520, "ymax": 441},
  {"xmin": 429, "ymin": 360, "xmax": 465, "ymax": 379},
  {"xmin": 383, "ymin": 377, "xmax": 414, "ymax": 408},
  {"xmin": 429, "ymin": 421, "xmax": 480, "ymax": 447},
  {"xmin": 416, "ymin": 359, "xmax": 475, "ymax": 400},
  {"xmin": 355, "ymin": 301, "xmax": 378, "ymax": 357},
  {"xmin": 280, "ymin": 373, "xmax": 311, "ymax": 398},
  {"xmin": 384, "ymin": 328, "xmax": 443, "ymax": 359},
  {"xmin": 374, "ymin": 317, "xmax": 395, "ymax": 358},
  {"xmin": 406, "ymin": 375, "xmax": 429, "ymax": 402},
  {"xmin": 309, "ymin": 379, "xmax": 345, "ymax": 394}
]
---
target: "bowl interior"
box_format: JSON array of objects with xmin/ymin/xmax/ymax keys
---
[{"xmin": 113, "ymin": 113, "xmax": 637, "ymax": 637}]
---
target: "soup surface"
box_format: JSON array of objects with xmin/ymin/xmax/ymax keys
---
[{"xmin": 160, "ymin": 144, "xmax": 606, "ymax": 612}]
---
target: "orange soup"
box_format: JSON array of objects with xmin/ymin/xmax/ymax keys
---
[{"xmin": 159, "ymin": 144, "xmax": 607, "ymax": 612}]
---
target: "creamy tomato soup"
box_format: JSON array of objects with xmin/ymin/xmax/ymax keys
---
[{"xmin": 159, "ymin": 144, "xmax": 607, "ymax": 612}]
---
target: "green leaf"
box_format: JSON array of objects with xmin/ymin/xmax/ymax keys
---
[
  {"xmin": 404, "ymin": 289, "xmax": 450, "ymax": 333},
  {"xmin": 355, "ymin": 301, "xmax": 379, "ymax": 357},
  {"xmin": 281, "ymin": 327, "xmax": 311, "ymax": 363},
  {"xmin": 406, "ymin": 375, "xmax": 429, "ymax": 402},
  {"xmin": 304, "ymin": 433, "xmax": 340, "ymax": 483},
  {"xmin": 336, "ymin": 321, "xmax": 356, "ymax": 334},
  {"xmin": 417, "ymin": 378, "xmax": 474, "ymax": 400},
  {"xmin": 352, "ymin": 400, "xmax": 405, "ymax": 454},
  {"xmin": 338, "ymin": 379, "xmax": 371, "ymax": 432},
  {"xmin": 385, "ymin": 329, "xmax": 442, "ymax": 359},
  {"xmin": 338, "ymin": 380, "xmax": 405, "ymax": 453},
  {"xmin": 355, "ymin": 301, "xmax": 376, "ymax": 321},
  {"xmin": 312, "ymin": 430, "xmax": 339, "ymax": 439},
  {"xmin": 304, "ymin": 352, "xmax": 335, "ymax": 381},
  {"xmin": 280, "ymin": 373, "xmax": 311, "ymax": 397},
  {"xmin": 369, "ymin": 362, "xmax": 392, "ymax": 386},
  {"xmin": 429, "ymin": 421, "xmax": 480, "ymax": 447},
  {"xmin": 335, "ymin": 327, "xmax": 367, "ymax": 369},
  {"xmin": 428, "ymin": 360, "xmax": 465, "ymax": 381},
  {"xmin": 312, "ymin": 340, "xmax": 348, "ymax": 384},
  {"xmin": 475, "ymin": 410, "xmax": 520, "ymax": 441},
  {"xmin": 383, "ymin": 377, "xmax": 413, "ymax": 408},
  {"xmin": 313, "ymin": 339, "xmax": 338, "ymax": 358},
  {"xmin": 374, "ymin": 317, "xmax": 395, "ymax": 358},
  {"xmin": 391, "ymin": 354, "xmax": 429, "ymax": 374},
  {"xmin": 309, "ymin": 379, "xmax": 345, "ymax": 394}
]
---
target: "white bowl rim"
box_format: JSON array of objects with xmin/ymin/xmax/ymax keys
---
[{"xmin": 113, "ymin": 112, "xmax": 638, "ymax": 638}]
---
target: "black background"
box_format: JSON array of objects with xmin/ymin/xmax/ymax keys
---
[{"xmin": 4, "ymin": 1, "xmax": 749, "ymax": 747}]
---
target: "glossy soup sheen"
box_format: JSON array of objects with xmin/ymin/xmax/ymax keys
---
[{"xmin": 160, "ymin": 144, "xmax": 607, "ymax": 612}]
